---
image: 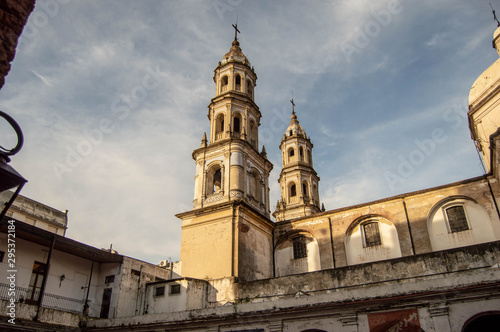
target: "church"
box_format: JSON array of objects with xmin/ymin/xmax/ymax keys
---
[
  {"xmin": 89, "ymin": 24, "xmax": 500, "ymax": 331},
  {"xmin": 2, "ymin": 7, "xmax": 500, "ymax": 332}
]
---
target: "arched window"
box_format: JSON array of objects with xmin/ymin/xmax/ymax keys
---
[
  {"xmin": 233, "ymin": 114, "xmax": 241, "ymax": 135},
  {"xmin": 299, "ymin": 146, "xmax": 304, "ymax": 161},
  {"xmin": 290, "ymin": 183, "xmax": 297, "ymax": 197},
  {"xmin": 220, "ymin": 75, "xmax": 228, "ymax": 92},
  {"xmin": 215, "ymin": 113, "xmax": 225, "ymax": 140},
  {"xmin": 235, "ymin": 74, "xmax": 241, "ymax": 91},
  {"xmin": 345, "ymin": 216, "xmax": 402, "ymax": 265},
  {"xmin": 246, "ymin": 79, "xmax": 253, "ymax": 98},
  {"xmin": 428, "ymin": 197, "xmax": 497, "ymax": 251}
]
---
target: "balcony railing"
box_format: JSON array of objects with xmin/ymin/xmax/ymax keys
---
[{"xmin": 0, "ymin": 283, "xmax": 87, "ymax": 315}]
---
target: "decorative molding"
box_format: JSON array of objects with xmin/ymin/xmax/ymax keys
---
[{"xmin": 205, "ymin": 194, "xmax": 223, "ymax": 204}]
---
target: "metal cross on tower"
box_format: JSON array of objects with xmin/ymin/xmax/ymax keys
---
[
  {"xmin": 232, "ymin": 16, "xmax": 240, "ymax": 41},
  {"xmin": 491, "ymin": 3, "xmax": 500, "ymax": 27}
]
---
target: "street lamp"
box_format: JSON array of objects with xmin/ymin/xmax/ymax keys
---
[{"xmin": 0, "ymin": 110, "xmax": 27, "ymax": 220}]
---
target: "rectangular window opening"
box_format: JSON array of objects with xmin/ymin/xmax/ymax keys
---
[
  {"xmin": 364, "ymin": 222, "xmax": 382, "ymax": 247},
  {"xmin": 446, "ymin": 206, "xmax": 469, "ymax": 233},
  {"xmin": 154, "ymin": 286, "xmax": 165, "ymax": 297},
  {"xmin": 105, "ymin": 275, "xmax": 115, "ymax": 284},
  {"xmin": 293, "ymin": 236, "xmax": 307, "ymax": 259},
  {"xmin": 169, "ymin": 284, "xmax": 181, "ymax": 295}
]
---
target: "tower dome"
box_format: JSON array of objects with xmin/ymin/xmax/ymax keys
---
[
  {"xmin": 222, "ymin": 39, "xmax": 251, "ymax": 66},
  {"xmin": 285, "ymin": 112, "xmax": 306, "ymax": 138}
]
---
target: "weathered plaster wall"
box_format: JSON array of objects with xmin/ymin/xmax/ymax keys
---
[
  {"xmin": 345, "ymin": 216, "xmax": 402, "ymax": 265},
  {"xmin": 0, "ymin": 235, "xmax": 104, "ymax": 316},
  {"xmin": 4, "ymin": 194, "xmax": 68, "ymax": 235},
  {"xmin": 273, "ymin": 177, "xmax": 500, "ymax": 277},
  {"xmin": 237, "ymin": 207, "xmax": 273, "ymax": 281},
  {"xmin": 237, "ymin": 240, "xmax": 500, "ymax": 302},
  {"xmin": 179, "ymin": 205, "xmax": 234, "ymax": 280},
  {"xmin": 114, "ymin": 256, "xmax": 172, "ymax": 318}
]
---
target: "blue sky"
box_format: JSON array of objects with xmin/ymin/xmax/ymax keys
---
[{"xmin": 0, "ymin": 0, "xmax": 498, "ymax": 264}]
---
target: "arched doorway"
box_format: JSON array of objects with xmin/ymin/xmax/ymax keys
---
[{"xmin": 463, "ymin": 312, "xmax": 500, "ymax": 332}]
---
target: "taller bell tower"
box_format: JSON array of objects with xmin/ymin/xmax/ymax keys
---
[{"xmin": 176, "ymin": 29, "xmax": 274, "ymax": 282}]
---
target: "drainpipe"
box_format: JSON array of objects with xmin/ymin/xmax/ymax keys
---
[
  {"xmin": 231, "ymin": 204, "xmax": 237, "ymax": 277},
  {"xmin": 34, "ymin": 235, "xmax": 55, "ymax": 321},
  {"xmin": 83, "ymin": 254, "xmax": 95, "ymax": 315},
  {"xmin": 272, "ymin": 228, "xmax": 276, "ymax": 278},
  {"xmin": 135, "ymin": 265, "xmax": 143, "ymax": 315},
  {"xmin": 328, "ymin": 217, "xmax": 335, "ymax": 268},
  {"xmin": 402, "ymin": 199, "xmax": 416, "ymax": 255}
]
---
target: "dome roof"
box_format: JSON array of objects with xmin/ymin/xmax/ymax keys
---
[
  {"xmin": 494, "ymin": 26, "xmax": 500, "ymax": 57},
  {"xmin": 222, "ymin": 39, "xmax": 251, "ymax": 66},
  {"xmin": 469, "ymin": 27, "xmax": 500, "ymax": 106},
  {"xmin": 285, "ymin": 112, "xmax": 306, "ymax": 138}
]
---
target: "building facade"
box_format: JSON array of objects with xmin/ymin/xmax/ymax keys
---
[{"xmin": 85, "ymin": 25, "xmax": 500, "ymax": 331}]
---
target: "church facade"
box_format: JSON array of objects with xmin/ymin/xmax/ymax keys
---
[{"xmin": 87, "ymin": 25, "xmax": 500, "ymax": 331}]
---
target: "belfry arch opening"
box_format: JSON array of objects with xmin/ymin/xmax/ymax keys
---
[
  {"xmin": 215, "ymin": 113, "xmax": 224, "ymax": 140},
  {"xmin": 206, "ymin": 165, "xmax": 222, "ymax": 196},
  {"xmin": 233, "ymin": 114, "xmax": 241, "ymax": 135},
  {"xmin": 288, "ymin": 148, "xmax": 295, "ymax": 163},
  {"xmin": 220, "ymin": 75, "xmax": 228, "ymax": 93},
  {"xmin": 288, "ymin": 182, "xmax": 297, "ymax": 203},
  {"xmin": 246, "ymin": 79, "xmax": 253, "ymax": 98},
  {"xmin": 235, "ymin": 74, "xmax": 241, "ymax": 91},
  {"xmin": 249, "ymin": 120, "xmax": 257, "ymax": 148}
]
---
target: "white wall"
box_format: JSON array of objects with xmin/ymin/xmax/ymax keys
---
[
  {"xmin": 275, "ymin": 235, "xmax": 321, "ymax": 277},
  {"xmin": 345, "ymin": 218, "xmax": 402, "ymax": 266},
  {"xmin": 428, "ymin": 198, "xmax": 498, "ymax": 251}
]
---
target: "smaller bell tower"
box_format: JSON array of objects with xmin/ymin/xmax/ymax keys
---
[{"xmin": 273, "ymin": 100, "xmax": 322, "ymax": 221}]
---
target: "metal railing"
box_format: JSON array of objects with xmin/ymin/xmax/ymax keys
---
[{"xmin": 0, "ymin": 283, "xmax": 85, "ymax": 315}]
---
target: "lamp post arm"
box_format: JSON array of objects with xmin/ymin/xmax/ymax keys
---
[{"xmin": 0, "ymin": 110, "xmax": 24, "ymax": 158}]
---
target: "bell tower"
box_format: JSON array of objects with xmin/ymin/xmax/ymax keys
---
[
  {"xmin": 176, "ymin": 27, "xmax": 274, "ymax": 282},
  {"xmin": 273, "ymin": 101, "xmax": 322, "ymax": 221}
]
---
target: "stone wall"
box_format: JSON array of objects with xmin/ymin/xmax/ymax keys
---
[{"xmin": 0, "ymin": 0, "xmax": 35, "ymax": 89}]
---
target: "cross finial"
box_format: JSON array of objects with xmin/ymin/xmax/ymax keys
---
[
  {"xmin": 290, "ymin": 91, "xmax": 295, "ymax": 114},
  {"xmin": 232, "ymin": 15, "xmax": 240, "ymax": 41},
  {"xmin": 491, "ymin": 3, "xmax": 500, "ymax": 27}
]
